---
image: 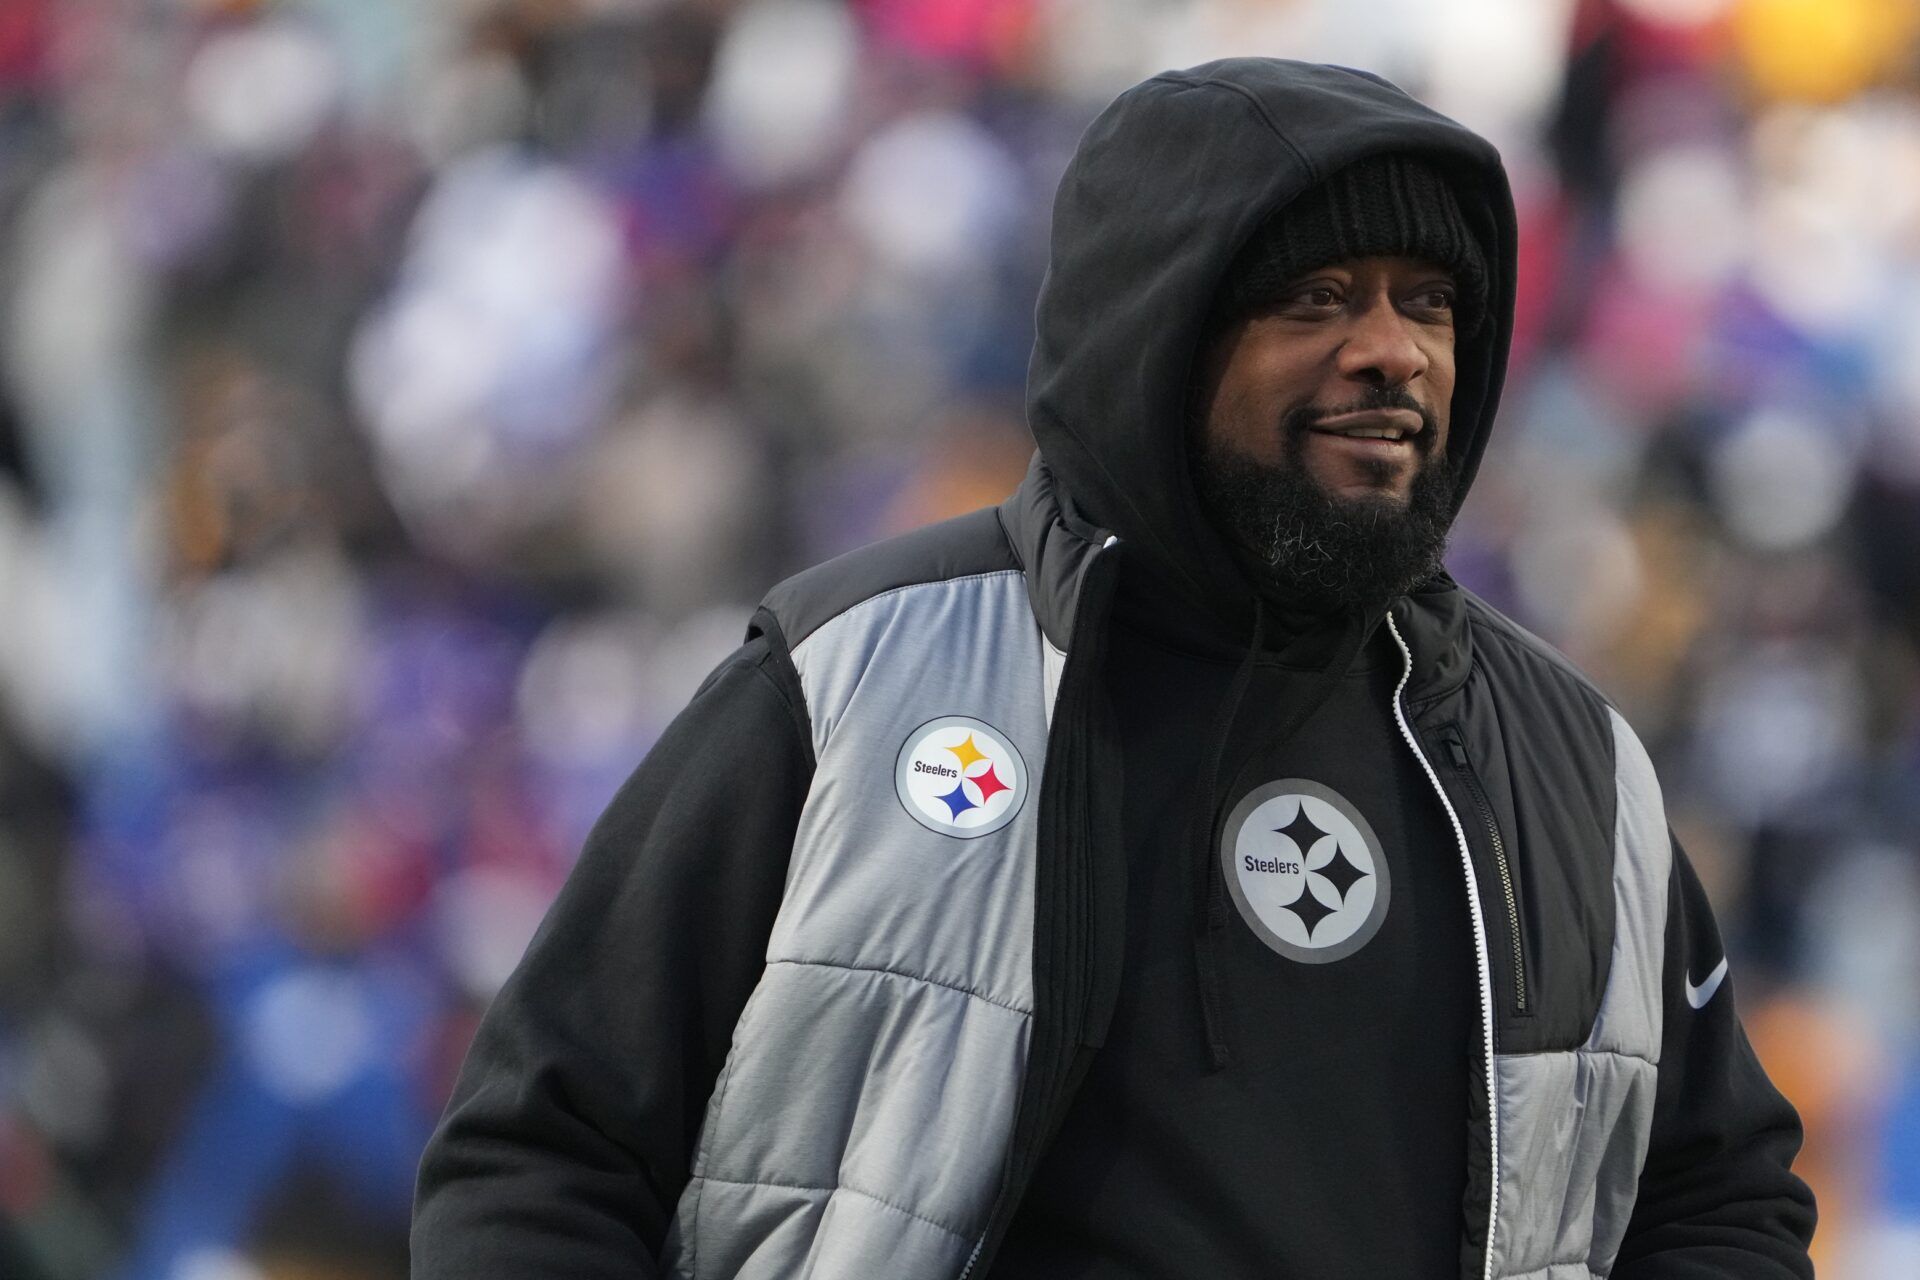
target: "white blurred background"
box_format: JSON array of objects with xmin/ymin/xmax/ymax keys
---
[{"xmin": 0, "ymin": 1, "xmax": 1916, "ymax": 1276}]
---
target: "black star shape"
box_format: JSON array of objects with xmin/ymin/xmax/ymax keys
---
[
  {"xmin": 1281, "ymin": 882, "xmax": 1339, "ymax": 939},
  {"xmin": 1313, "ymin": 843, "xmax": 1370, "ymax": 906},
  {"xmin": 1275, "ymin": 803, "xmax": 1329, "ymax": 860}
]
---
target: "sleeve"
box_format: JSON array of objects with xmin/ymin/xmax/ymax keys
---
[
  {"xmin": 1610, "ymin": 835, "xmax": 1818, "ymax": 1279},
  {"xmin": 410, "ymin": 624, "xmax": 814, "ymax": 1279}
]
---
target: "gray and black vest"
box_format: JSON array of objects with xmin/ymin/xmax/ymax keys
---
[{"xmin": 662, "ymin": 469, "xmax": 1671, "ymax": 1280}]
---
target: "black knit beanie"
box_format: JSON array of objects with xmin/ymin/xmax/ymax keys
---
[{"xmin": 1216, "ymin": 152, "xmax": 1488, "ymax": 335}]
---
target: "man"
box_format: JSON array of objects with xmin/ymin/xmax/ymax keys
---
[{"xmin": 412, "ymin": 59, "xmax": 1816, "ymax": 1279}]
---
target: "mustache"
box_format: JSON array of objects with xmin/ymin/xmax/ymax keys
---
[{"xmin": 1280, "ymin": 385, "xmax": 1439, "ymax": 442}]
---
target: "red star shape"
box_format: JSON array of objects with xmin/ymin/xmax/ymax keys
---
[{"xmin": 968, "ymin": 762, "xmax": 1012, "ymax": 805}]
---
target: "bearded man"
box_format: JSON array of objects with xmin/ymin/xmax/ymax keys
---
[{"xmin": 412, "ymin": 59, "xmax": 1815, "ymax": 1280}]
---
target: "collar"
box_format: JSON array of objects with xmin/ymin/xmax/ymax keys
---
[{"xmin": 1391, "ymin": 578, "xmax": 1474, "ymax": 706}]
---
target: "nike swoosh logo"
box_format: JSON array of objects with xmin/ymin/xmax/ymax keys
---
[{"xmin": 1685, "ymin": 957, "xmax": 1729, "ymax": 1009}]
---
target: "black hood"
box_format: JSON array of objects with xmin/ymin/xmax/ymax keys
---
[{"xmin": 1025, "ymin": 59, "xmax": 1518, "ymax": 634}]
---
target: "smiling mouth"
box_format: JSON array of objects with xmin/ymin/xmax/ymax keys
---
[
  {"xmin": 1307, "ymin": 408, "xmax": 1426, "ymax": 444},
  {"xmin": 1315, "ymin": 425, "xmax": 1414, "ymax": 441}
]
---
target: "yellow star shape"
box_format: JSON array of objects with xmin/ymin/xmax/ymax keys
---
[{"xmin": 946, "ymin": 733, "xmax": 989, "ymax": 773}]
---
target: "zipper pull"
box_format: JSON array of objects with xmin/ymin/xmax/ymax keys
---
[{"xmin": 1445, "ymin": 735, "xmax": 1468, "ymax": 769}]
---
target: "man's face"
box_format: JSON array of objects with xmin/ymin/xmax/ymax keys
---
[{"xmin": 1190, "ymin": 254, "xmax": 1463, "ymax": 613}]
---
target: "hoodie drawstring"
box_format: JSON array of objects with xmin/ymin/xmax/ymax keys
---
[{"xmin": 1190, "ymin": 601, "xmax": 1379, "ymax": 1070}]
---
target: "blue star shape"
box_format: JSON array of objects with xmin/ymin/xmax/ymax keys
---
[{"xmin": 937, "ymin": 781, "xmax": 977, "ymax": 821}]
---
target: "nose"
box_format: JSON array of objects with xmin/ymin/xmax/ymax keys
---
[{"xmin": 1335, "ymin": 296, "xmax": 1429, "ymax": 389}]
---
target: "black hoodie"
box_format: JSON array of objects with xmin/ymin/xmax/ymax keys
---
[
  {"xmin": 1023, "ymin": 61, "xmax": 1515, "ymax": 637},
  {"xmin": 992, "ymin": 59, "xmax": 1508, "ymax": 1279},
  {"xmin": 413, "ymin": 60, "xmax": 1813, "ymax": 1280}
]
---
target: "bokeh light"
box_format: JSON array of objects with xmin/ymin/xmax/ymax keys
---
[{"xmin": 0, "ymin": 2, "xmax": 1915, "ymax": 1277}]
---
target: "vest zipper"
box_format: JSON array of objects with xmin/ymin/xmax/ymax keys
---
[
  {"xmin": 1384, "ymin": 613, "xmax": 1499, "ymax": 1280},
  {"xmin": 958, "ymin": 534, "xmax": 1122, "ymax": 1280},
  {"xmin": 1443, "ymin": 733, "xmax": 1529, "ymax": 1016}
]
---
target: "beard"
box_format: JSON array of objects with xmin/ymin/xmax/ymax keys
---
[{"xmin": 1190, "ymin": 391, "xmax": 1459, "ymax": 617}]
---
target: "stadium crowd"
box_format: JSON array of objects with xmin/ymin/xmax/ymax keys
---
[{"xmin": 0, "ymin": 0, "xmax": 1917, "ymax": 1276}]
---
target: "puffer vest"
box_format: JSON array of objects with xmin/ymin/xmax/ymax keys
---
[{"xmin": 662, "ymin": 469, "xmax": 1671, "ymax": 1280}]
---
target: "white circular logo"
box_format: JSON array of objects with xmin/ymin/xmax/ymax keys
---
[
  {"xmin": 1221, "ymin": 779, "xmax": 1389, "ymax": 963},
  {"xmin": 895, "ymin": 716, "xmax": 1028, "ymax": 839}
]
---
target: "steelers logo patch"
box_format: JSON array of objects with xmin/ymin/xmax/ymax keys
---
[
  {"xmin": 895, "ymin": 716, "xmax": 1028, "ymax": 839},
  {"xmin": 1221, "ymin": 779, "xmax": 1389, "ymax": 963}
]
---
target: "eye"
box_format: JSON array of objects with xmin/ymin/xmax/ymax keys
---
[
  {"xmin": 1408, "ymin": 285, "xmax": 1456, "ymax": 314},
  {"xmin": 1281, "ymin": 282, "xmax": 1343, "ymax": 312}
]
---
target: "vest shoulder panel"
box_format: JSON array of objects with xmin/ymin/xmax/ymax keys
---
[{"xmin": 668, "ymin": 554, "xmax": 1049, "ymax": 1280}]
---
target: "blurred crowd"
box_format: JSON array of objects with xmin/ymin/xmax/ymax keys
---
[{"xmin": 0, "ymin": 0, "xmax": 1917, "ymax": 1276}]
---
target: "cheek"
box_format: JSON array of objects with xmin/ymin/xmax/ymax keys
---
[
  {"xmin": 1200, "ymin": 379, "xmax": 1258, "ymax": 460},
  {"xmin": 1214, "ymin": 350, "xmax": 1317, "ymax": 445},
  {"xmin": 1426, "ymin": 341, "xmax": 1457, "ymax": 431},
  {"xmin": 1205, "ymin": 375, "xmax": 1292, "ymax": 463}
]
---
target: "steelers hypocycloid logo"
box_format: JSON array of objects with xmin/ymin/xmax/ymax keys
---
[
  {"xmin": 895, "ymin": 716, "xmax": 1028, "ymax": 838},
  {"xmin": 1221, "ymin": 779, "xmax": 1390, "ymax": 963}
]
